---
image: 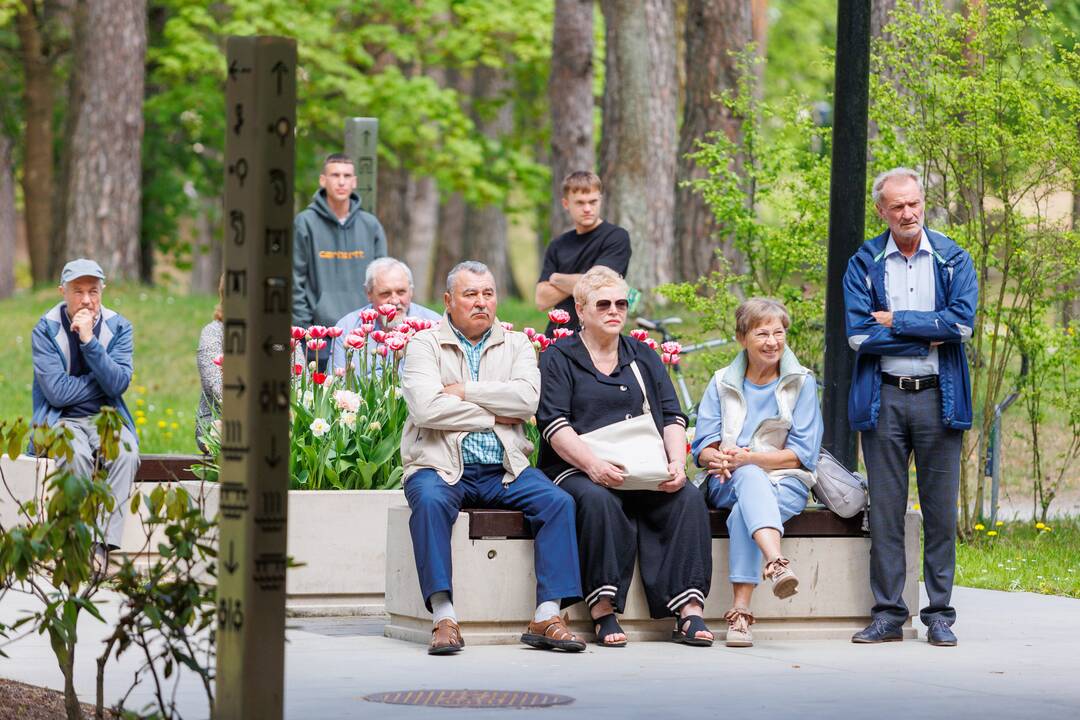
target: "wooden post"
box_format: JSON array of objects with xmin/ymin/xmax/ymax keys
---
[
  {"xmin": 215, "ymin": 35, "xmax": 295, "ymax": 720},
  {"xmin": 344, "ymin": 117, "xmax": 378, "ymax": 212}
]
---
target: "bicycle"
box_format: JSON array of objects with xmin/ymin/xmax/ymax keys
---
[{"xmin": 634, "ymin": 315, "xmax": 733, "ymax": 422}]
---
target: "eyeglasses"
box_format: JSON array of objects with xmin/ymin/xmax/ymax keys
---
[
  {"xmin": 594, "ymin": 299, "xmax": 629, "ymax": 312},
  {"xmin": 751, "ymin": 329, "xmax": 786, "ymax": 342}
]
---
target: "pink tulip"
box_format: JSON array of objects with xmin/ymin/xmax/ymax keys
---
[
  {"xmin": 377, "ymin": 303, "xmax": 397, "ymax": 322},
  {"xmin": 212, "ymin": 354, "xmax": 223, "ymax": 367},
  {"xmin": 547, "ymin": 309, "xmax": 571, "ymax": 325},
  {"xmin": 334, "ymin": 367, "xmax": 347, "ymax": 377},
  {"xmin": 661, "ymin": 341, "xmax": 682, "ymax": 355},
  {"xmin": 371, "ymin": 330, "xmax": 387, "ymax": 344},
  {"xmin": 500, "ymin": 321, "xmax": 514, "ymax": 331},
  {"xmin": 524, "ymin": 327, "xmax": 536, "ymax": 339},
  {"xmin": 644, "ymin": 338, "xmax": 659, "ymax": 350},
  {"xmin": 291, "ymin": 326, "xmax": 307, "ymax": 340},
  {"xmin": 360, "ymin": 323, "xmax": 375, "ymax": 335},
  {"xmin": 376, "ymin": 344, "xmax": 388, "ymax": 357},
  {"xmin": 326, "ymin": 326, "xmax": 344, "ymax": 339},
  {"xmin": 552, "ymin": 328, "xmax": 574, "ymax": 341},
  {"xmin": 308, "ymin": 325, "xmax": 329, "ymax": 339},
  {"xmin": 360, "ymin": 308, "xmax": 380, "ymax": 323},
  {"xmin": 630, "ymin": 329, "xmax": 649, "ymax": 342},
  {"xmin": 344, "ymin": 335, "xmax": 366, "ymax": 350},
  {"xmin": 385, "ymin": 333, "xmax": 408, "ymax": 352},
  {"xmin": 532, "ymin": 334, "xmax": 551, "ymax": 352},
  {"xmin": 307, "ymin": 338, "xmax": 327, "ymax": 351},
  {"xmin": 662, "ymin": 352, "xmax": 681, "ymax": 365}
]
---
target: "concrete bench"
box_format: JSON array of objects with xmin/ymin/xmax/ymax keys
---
[
  {"xmin": 384, "ymin": 504, "xmax": 921, "ymax": 645},
  {"xmin": 1, "ymin": 454, "xmax": 406, "ymax": 618}
]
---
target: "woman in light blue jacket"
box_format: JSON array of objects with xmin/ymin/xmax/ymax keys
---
[{"xmin": 691, "ymin": 298, "xmax": 822, "ymax": 648}]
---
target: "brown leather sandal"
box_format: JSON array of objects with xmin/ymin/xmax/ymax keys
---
[
  {"xmin": 429, "ymin": 618, "xmax": 465, "ymax": 655},
  {"xmin": 520, "ymin": 614, "xmax": 586, "ymax": 652}
]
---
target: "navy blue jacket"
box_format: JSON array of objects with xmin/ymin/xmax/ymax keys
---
[{"xmin": 843, "ymin": 228, "xmax": 978, "ymax": 431}]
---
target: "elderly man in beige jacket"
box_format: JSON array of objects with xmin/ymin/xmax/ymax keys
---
[{"xmin": 400, "ymin": 260, "xmax": 585, "ymax": 656}]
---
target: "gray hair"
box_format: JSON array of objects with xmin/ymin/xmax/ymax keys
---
[
  {"xmin": 364, "ymin": 257, "xmax": 414, "ymax": 293},
  {"xmin": 871, "ymin": 167, "xmax": 924, "ymax": 205},
  {"xmin": 446, "ymin": 261, "xmax": 494, "ymax": 293}
]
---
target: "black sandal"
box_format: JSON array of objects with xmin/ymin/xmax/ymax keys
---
[
  {"xmin": 593, "ymin": 613, "xmax": 628, "ymax": 647},
  {"xmin": 672, "ymin": 614, "xmax": 714, "ymax": 647}
]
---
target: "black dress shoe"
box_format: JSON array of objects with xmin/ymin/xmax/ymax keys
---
[
  {"xmin": 852, "ymin": 617, "xmax": 904, "ymax": 643},
  {"xmin": 926, "ymin": 620, "xmax": 957, "ymax": 646}
]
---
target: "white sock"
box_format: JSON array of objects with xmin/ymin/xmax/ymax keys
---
[
  {"xmin": 430, "ymin": 591, "xmax": 456, "ymax": 625},
  {"xmin": 534, "ymin": 600, "xmax": 560, "ymax": 623}
]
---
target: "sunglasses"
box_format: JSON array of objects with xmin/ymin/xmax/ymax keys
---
[{"xmin": 594, "ymin": 299, "xmax": 629, "ymax": 312}]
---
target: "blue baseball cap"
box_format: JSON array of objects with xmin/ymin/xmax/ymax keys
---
[{"xmin": 60, "ymin": 258, "xmax": 106, "ymax": 285}]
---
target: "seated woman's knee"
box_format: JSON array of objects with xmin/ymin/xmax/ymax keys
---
[{"xmin": 730, "ymin": 464, "xmax": 770, "ymax": 487}]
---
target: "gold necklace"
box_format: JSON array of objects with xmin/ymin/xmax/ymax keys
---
[{"xmin": 581, "ymin": 333, "xmax": 618, "ymax": 369}]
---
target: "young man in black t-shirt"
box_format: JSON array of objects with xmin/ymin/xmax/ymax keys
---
[{"xmin": 535, "ymin": 171, "xmax": 631, "ymax": 333}]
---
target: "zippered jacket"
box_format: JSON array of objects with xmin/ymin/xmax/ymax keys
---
[
  {"xmin": 843, "ymin": 228, "xmax": 978, "ymax": 431},
  {"xmin": 31, "ymin": 303, "xmax": 137, "ymax": 445}
]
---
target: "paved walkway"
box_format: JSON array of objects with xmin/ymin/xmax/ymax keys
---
[{"xmin": 1, "ymin": 585, "xmax": 1078, "ymax": 719}]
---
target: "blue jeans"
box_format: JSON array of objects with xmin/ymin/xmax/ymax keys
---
[
  {"xmin": 404, "ymin": 464, "xmax": 582, "ymax": 610},
  {"xmin": 704, "ymin": 466, "xmax": 809, "ymax": 584}
]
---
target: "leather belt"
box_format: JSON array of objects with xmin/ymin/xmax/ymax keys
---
[{"xmin": 882, "ymin": 373, "xmax": 938, "ymax": 391}]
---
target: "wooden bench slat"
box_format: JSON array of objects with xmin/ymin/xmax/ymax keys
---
[
  {"xmin": 135, "ymin": 454, "xmax": 206, "ymax": 482},
  {"xmin": 464, "ymin": 507, "xmax": 866, "ymax": 540}
]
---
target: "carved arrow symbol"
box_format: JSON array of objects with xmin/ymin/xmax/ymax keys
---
[
  {"xmin": 224, "ymin": 377, "xmax": 246, "ymax": 398},
  {"xmin": 265, "ymin": 436, "xmax": 282, "ymax": 469},
  {"xmin": 362, "ymin": 129, "xmax": 371, "ymax": 148},
  {"xmin": 224, "ymin": 541, "xmax": 239, "ymax": 575},
  {"xmin": 271, "ymin": 60, "xmax": 288, "ymax": 95},
  {"xmin": 228, "ymin": 59, "xmax": 251, "ymax": 82}
]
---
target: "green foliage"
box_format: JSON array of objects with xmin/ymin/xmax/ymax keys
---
[
  {"xmin": 871, "ymin": 0, "xmax": 1080, "ymax": 532},
  {"xmin": 955, "ymin": 516, "xmax": 1080, "ymax": 598},
  {"xmin": 661, "ymin": 51, "xmax": 832, "ymax": 374},
  {"xmin": 141, "ymin": 0, "xmax": 553, "ymax": 265}
]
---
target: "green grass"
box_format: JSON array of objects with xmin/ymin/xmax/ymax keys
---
[
  {"xmin": 954, "ymin": 518, "xmax": 1080, "ymax": 598},
  {"xmin": 0, "ymin": 285, "xmax": 548, "ymax": 454}
]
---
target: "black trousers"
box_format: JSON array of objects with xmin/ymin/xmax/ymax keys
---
[
  {"xmin": 559, "ymin": 473, "xmax": 712, "ymax": 619},
  {"xmin": 862, "ymin": 384, "xmax": 963, "ymax": 626}
]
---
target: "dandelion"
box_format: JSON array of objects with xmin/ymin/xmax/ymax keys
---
[
  {"xmin": 164, "ymin": 432, "xmax": 173, "ymax": 440},
  {"xmin": 974, "ymin": 523, "xmax": 985, "ymax": 531},
  {"xmin": 912, "ymin": 503, "xmax": 920, "ymax": 511},
  {"xmin": 987, "ymin": 530, "xmax": 998, "ymax": 537},
  {"xmin": 309, "ymin": 418, "xmax": 331, "ymax": 437},
  {"xmin": 136, "ymin": 417, "xmax": 147, "ymax": 426},
  {"xmin": 170, "ymin": 422, "xmax": 179, "ymax": 430},
  {"xmin": 1036, "ymin": 522, "xmax": 1046, "ymax": 530},
  {"xmin": 157, "ymin": 420, "xmax": 167, "ymax": 429},
  {"xmin": 995, "ymin": 520, "xmax": 1004, "ymax": 527},
  {"xmin": 136, "ymin": 398, "xmax": 145, "ymax": 407},
  {"xmin": 1044, "ymin": 526, "xmax": 1053, "ymax": 532},
  {"xmin": 166, "ymin": 408, "xmax": 174, "ymax": 416}
]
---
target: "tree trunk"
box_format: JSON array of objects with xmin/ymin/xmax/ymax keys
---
[
  {"xmin": 404, "ymin": 175, "xmax": 440, "ymax": 304},
  {"xmin": 1066, "ymin": 164, "xmax": 1080, "ymax": 326},
  {"xmin": 0, "ymin": 133, "xmax": 16, "ymax": 299},
  {"xmin": 465, "ymin": 64, "xmax": 516, "ymax": 296},
  {"xmin": 548, "ymin": 0, "xmax": 595, "ymax": 241},
  {"xmin": 189, "ymin": 196, "xmax": 222, "ymax": 295},
  {"xmin": 63, "ymin": 0, "xmax": 146, "ymax": 280},
  {"xmin": 16, "ymin": 2, "xmax": 57, "ymax": 286},
  {"xmin": 674, "ymin": 0, "xmax": 752, "ymax": 282},
  {"xmin": 434, "ymin": 191, "xmax": 466, "ymax": 299},
  {"xmin": 599, "ymin": 0, "xmax": 678, "ymax": 291}
]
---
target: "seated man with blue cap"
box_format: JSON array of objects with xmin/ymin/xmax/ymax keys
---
[{"xmin": 31, "ymin": 258, "xmax": 139, "ymax": 579}]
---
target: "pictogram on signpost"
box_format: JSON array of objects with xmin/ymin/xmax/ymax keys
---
[{"xmin": 216, "ymin": 35, "xmax": 295, "ymax": 720}]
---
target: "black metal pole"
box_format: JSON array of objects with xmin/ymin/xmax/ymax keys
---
[{"xmin": 822, "ymin": 0, "xmax": 871, "ymax": 469}]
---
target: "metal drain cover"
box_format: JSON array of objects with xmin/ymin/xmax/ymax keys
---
[{"xmin": 365, "ymin": 689, "xmax": 574, "ymax": 708}]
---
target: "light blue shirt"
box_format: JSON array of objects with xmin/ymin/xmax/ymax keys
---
[
  {"xmin": 330, "ymin": 302, "xmax": 442, "ymax": 377},
  {"xmin": 449, "ymin": 323, "xmax": 504, "ymax": 466},
  {"xmin": 881, "ymin": 231, "xmax": 939, "ymax": 376},
  {"xmin": 691, "ymin": 375, "xmax": 823, "ymax": 472}
]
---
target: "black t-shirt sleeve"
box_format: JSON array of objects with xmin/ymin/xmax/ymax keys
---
[
  {"xmin": 538, "ymin": 242, "xmax": 558, "ymax": 283},
  {"xmin": 640, "ymin": 348, "xmax": 687, "ymax": 429},
  {"xmin": 537, "ymin": 350, "xmax": 574, "ymax": 442},
  {"xmin": 594, "ymin": 227, "xmax": 631, "ymax": 276}
]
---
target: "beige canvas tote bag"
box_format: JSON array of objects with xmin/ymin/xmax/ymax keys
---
[{"xmin": 578, "ymin": 361, "xmax": 670, "ymax": 490}]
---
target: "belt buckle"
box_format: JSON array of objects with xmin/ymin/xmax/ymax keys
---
[{"xmin": 899, "ymin": 375, "xmax": 917, "ymax": 391}]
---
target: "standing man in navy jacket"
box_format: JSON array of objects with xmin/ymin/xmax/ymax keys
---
[
  {"xmin": 843, "ymin": 168, "xmax": 977, "ymax": 647},
  {"xmin": 31, "ymin": 259, "xmax": 139, "ymax": 579}
]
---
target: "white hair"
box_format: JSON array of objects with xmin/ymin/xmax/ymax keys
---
[
  {"xmin": 871, "ymin": 167, "xmax": 924, "ymax": 205},
  {"xmin": 446, "ymin": 261, "xmax": 493, "ymax": 293},
  {"xmin": 364, "ymin": 257, "xmax": 414, "ymax": 293}
]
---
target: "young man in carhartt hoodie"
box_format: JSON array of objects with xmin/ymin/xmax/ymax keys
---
[{"xmin": 292, "ymin": 153, "xmax": 387, "ymax": 333}]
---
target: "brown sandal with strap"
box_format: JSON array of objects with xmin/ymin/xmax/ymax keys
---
[
  {"xmin": 429, "ymin": 618, "xmax": 465, "ymax": 655},
  {"xmin": 723, "ymin": 607, "xmax": 755, "ymax": 647},
  {"xmin": 520, "ymin": 614, "xmax": 586, "ymax": 652}
]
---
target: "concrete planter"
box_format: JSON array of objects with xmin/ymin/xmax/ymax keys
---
[{"xmin": 0, "ymin": 456, "xmax": 405, "ymax": 618}]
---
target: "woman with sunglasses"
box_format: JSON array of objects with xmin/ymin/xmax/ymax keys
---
[
  {"xmin": 536, "ymin": 266, "xmax": 713, "ymax": 648},
  {"xmin": 690, "ymin": 298, "xmax": 823, "ymax": 648}
]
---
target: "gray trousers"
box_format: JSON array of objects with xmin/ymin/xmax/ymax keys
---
[
  {"xmin": 56, "ymin": 417, "xmax": 139, "ymax": 549},
  {"xmin": 861, "ymin": 384, "xmax": 962, "ymax": 627}
]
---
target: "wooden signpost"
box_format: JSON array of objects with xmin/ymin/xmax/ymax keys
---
[
  {"xmin": 344, "ymin": 117, "xmax": 378, "ymax": 211},
  {"xmin": 216, "ymin": 35, "xmax": 295, "ymax": 720}
]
